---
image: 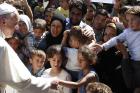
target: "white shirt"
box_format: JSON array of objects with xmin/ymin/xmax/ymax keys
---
[
  {"xmin": 0, "ymin": 31, "xmax": 55, "ymax": 93},
  {"xmin": 42, "ymin": 68, "xmax": 72, "ymax": 93},
  {"xmin": 65, "ymin": 47, "xmax": 80, "ymax": 71},
  {"xmin": 102, "ymin": 28, "xmax": 140, "ymax": 61}
]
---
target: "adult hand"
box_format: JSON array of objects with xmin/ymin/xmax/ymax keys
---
[{"xmin": 88, "ymin": 43, "xmax": 103, "ymax": 54}]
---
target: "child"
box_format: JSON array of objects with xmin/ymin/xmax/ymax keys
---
[
  {"xmin": 28, "ymin": 49, "xmax": 46, "ymax": 77},
  {"xmin": 33, "ymin": 18, "xmax": 46, "ymax": 48},
  {"xmin": 92, "ymin": 6, "xmax": 140, "ymax": 93},
  {"xmin": 61, "ymin": 26, "xmax": 95, "ymax": 82},
  {"xmin": 55, "ymin": 45, "xmax": 98, "ymax": 93},
  {"xmin": 42, "ymin": 45, "xmax": 72, "ymax": 93},
  {"xmin": 5, "ymin": 36, "xmax": 27, "ymax": 64},
  {"xmin": 55, "ymin": 0, "xmax": 69, "ymax": 18},
  {"xmin": 86, "ymin": 82, "xmax": 112, "ymax": 93}
]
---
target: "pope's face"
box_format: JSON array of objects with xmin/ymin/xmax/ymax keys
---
[{"xmin": 3, "ymin": 12, "xmax": 19, "ymax": 38}]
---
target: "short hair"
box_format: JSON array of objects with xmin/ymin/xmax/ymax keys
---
[
  {"xmin": 94, "ymin": 9, "xmax": 110, "ymax": 18},
  {"xmin": 125, "ymin": 6, "xmax": 140, "ymax": 17},
  {"xmin": 46, "ymin": 45, "xmax": 67, "ymax": 67},
  {"xmin": 33, "ymin": 18, "xmax": 46, "ymax": 31},
  {"xmin": 69, "ymin": 0, "xmax": 87, "ymax": 15},
  {"xmin": 86, "ymin": 82, "xmax": 112, "ymax": 93},
  {"xmin": 78, "ymin": 45, "xmax": 97, "ymax": 64},
  {"xmin": 69, "ymin": 26, "xmax": 94, "ymax": 45},
  {"xmin": 30, "ymin": 49, "xmax": 46, "ymax": 60}
]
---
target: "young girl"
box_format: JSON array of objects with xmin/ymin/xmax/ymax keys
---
[
  {"xmin": 54, "ymin": 45, "xmax": 98, "ymax": 93},
  {"xmin": 42, "ymin": 45, "xmax": 72, "ymax": 93},
  {"xmin": 61, "ymin": 26, "xmax": 95, "ymax": 82}
]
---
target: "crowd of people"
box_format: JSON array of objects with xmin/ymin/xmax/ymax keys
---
[{"xmin": 0, "ymin": 0, "xmax": 140, "ymax": 93}]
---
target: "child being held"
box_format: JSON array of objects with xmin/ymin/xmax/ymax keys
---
[
  {"xmin": 61, "ymin": 26, "xmax": 95, "ymax": 82},
  {"xmin": 28, "ymin": 49, "xmax": 46, "ymax": 77}
]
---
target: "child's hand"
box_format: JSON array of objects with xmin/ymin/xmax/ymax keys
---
[{"xmin": 50, "ymin": 79, "xmax": 60, "ymax": 90}]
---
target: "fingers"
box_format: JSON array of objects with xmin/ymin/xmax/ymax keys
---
[{"xmin": 88, "ymin": 43, "xmax": 103, "ymax": 54}]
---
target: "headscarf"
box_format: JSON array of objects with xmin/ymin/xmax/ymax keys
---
[
  {"xmin": 38, "ymin": 14, "xmax": 66, "ymax": 51},
  {"xmin": 19, "ymin": 14, "xmax": 32, "ymax": 33}
]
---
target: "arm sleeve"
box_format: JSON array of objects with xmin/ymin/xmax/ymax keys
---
[
  {"xmin": 102, "ymin": 31, "xmax": 126, "ymax": 50},
  {"xmin": 62, "ymin": 73, "xmax": 72, "ymax": 93},
  {"xmin": 0, "ymin": 37, "xmax": 54, "ymax": 93}
]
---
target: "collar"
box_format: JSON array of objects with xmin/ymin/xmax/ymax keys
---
[{"xmin": 0, "ymin": 30, "xmax": 6, "ymax": 39}]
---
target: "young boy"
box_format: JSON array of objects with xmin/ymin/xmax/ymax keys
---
[
  {"xmin": 92, "ymin": 6, "xmax": 140, "ymax": 93},
  {"xmin": 33, "ymin": 18, "xmax": 46, "ymax": 48},
  {"xmin": 28, "ymin": 49, "xmax": 46, "ymax": 77},
  {"xmin": 86, "ymin": 82, "xmax": 112, "ymax": 93}
]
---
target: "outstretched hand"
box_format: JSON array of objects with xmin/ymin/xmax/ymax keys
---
[
  {"xmin": 88, "ymin": 43, "xmax": 103, "ymax": 54},
  {"xmin": 50, "ymin": 79, "xmax": 60, "ymax": 90}
]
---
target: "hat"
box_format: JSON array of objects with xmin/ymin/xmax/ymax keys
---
[{"xmin": 0, "ymin": 3, "xmax": 17, "ymax": 15}]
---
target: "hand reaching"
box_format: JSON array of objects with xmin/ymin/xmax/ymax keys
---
[
  {"xmin": 88, "ymin": 43, "xmax": 103, "ymax": 54},
  {"xmin": 50, "ymin": 79, "xmax": 60, "ymax": 90}
]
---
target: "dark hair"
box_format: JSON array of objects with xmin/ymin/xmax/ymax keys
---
[
  {"xmin": 51, "ymin": 14, "xmax": 66, "ymax": 33},
  {"xmin": 78, "ymin": 45, "xmax": 97, "ymax": 64},
  {"xmin": 69, "ymin": 26, "xmax": 94, "ymax": 45},
  {"xmin": 94, "ymin": 9, "xmax": 110, "ymax": 18},
  {"xmin": 33, "ymin": 18, "xmax": 46, "ymax": 31},
  {"xmin": 46, "ymin": 45, "xmax": 67, "ymax": 67},
  {"xmin": 69, "ymin": 0, "xmax": 87, "ymax": 15},
  {"xmin": 86, "ymin": 82, "xmax": 112, "ymax": 93}
]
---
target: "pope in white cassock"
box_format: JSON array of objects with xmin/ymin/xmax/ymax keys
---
[{"xmin": 0, "ymin": 3, "xmax": 56, "ymax": 93}]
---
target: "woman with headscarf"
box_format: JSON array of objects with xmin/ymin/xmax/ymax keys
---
[
  {"xmin": 15, "ymin": 14, "xmax": 34, "ymax": 65},
  {"xmin": 38, "ymin": 14, "xmax": 66, "ymax": 52}
]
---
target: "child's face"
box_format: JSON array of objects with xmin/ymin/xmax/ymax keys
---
[
  {"xmin": 7, "ymin": 38, "xmax": 19, "ymax": 51},
  {"xmin": 103, "ymin": 27, "xmax": 117, "ymax": 42},
  {"xmin": 33, "ymin": 28, "xmax": 44, "ymax": 39},
  {"xmin": 48, "ymin": 54, "xmax": 62, "ymax": 69},
  {"xmin": 78, "ymin": 52, "xmax": 89, "ymax": 70},
  {"xmin": 18, "ymin": 21, "xmax": 28, "ymax": 35},
  {"xmin": 126, "ymin": 14, "xmax": 140, "ymax": 31},
  {"xmin": 69, "ymin": 35, "xmax": 79, "ymax": 48},
  {"xmin": 30, "ymin": 56, "xmax": 45, "ymax": 72}
]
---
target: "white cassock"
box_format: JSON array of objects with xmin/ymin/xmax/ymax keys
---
[{"xmin": 0, "ymin": 32, "xmax": 55, "ymax": 93}]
